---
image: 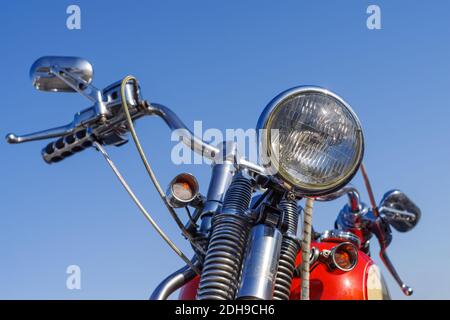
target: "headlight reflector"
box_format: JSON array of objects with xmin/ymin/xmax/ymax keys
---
[{"xmin": 257, "ymin": 86, "xmax": 364, "ymax": 195}]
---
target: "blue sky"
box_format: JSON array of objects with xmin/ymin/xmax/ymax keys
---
[{"xmin": 1, "ymin": 0, "xmax": 449, "ymax": 299}]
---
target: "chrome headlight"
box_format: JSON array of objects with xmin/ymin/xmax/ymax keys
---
[{"xmin": 257, "ymin": 86, "xmax": 364, "ymax": 196}]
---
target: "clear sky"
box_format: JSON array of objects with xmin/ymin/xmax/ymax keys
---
[{"xmin": 1, "ymin": 0, "xmax": 449, "ymax": 299}]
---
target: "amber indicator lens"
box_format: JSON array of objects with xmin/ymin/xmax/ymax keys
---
[
  {"xmin": 166, "ymin": 173, "xmax": 199, "ymax": 208},
  {"xmin": 331, "ymin": 242, "xmax": 358, "ymax": 271},
  {"xmin": 172, "ymin": 180, "xmax": 194, "ymax": 201}
]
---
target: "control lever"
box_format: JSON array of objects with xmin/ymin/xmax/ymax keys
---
[
  {"xmin": 371, "ymin": 216, "xmax": 413, "ymax": 296},
  {"xmin": 360, "ymin": 163, "xmax": 413, "ymax": 296},
  {"xmin": 5, "ymin": 105, "xmax": 99, "ymax": 145},
  {"xmin": 5, "ymin": 79, "xmax": 144, "ymax": 154},
  {"xmin": 6, "ymin": 123, "xmax": 75, "ymax": 144}
]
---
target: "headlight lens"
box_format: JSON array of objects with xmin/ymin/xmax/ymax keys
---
[{"xmin": 257, "ymin": 86, "xmax": 364, "ymax": 195}]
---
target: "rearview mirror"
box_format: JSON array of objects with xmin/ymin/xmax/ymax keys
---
[
  {"xmin": 379, "ymin": 190, "xmax": 421, "ymax": 232},
  {"xmin": 30, "ymin": 56, "xmax": 93, "ymax": 92}
]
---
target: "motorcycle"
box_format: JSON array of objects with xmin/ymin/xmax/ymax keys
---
[{"xmin": 6, "ymin": 56, "xmax": 421, "ymax": 300}]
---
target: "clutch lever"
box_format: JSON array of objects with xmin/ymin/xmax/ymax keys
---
[
  {"xmin": 6, "ymin": 123, "xmax": 75, "ymax": 144},
  {"xmin": 6, "ymin": 105, "xmax": 100, "ymax": 144}
]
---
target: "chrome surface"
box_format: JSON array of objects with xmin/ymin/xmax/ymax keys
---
[
  {"xmin": 6, "ymin": 81, "xmax": 142, "ymax": 148},
  {"xmin": 8, "ymin": 56, "xmax": 420, "ymax": 300},
  {"xmin": 256, "ymin": 86, "xmax": 364, "ymax": 196},
  {"xmin": 379, "ymin": 190, "xmax": 421, "ymax": 232},
  {"xmin": 371, "ymin": 216, "xmax": 414, "ymax": 296},
  {"xmin": 197, "ymin": 172, "xmax": 253, "ymax": 300},
  {"xmin": 150, "ymin": 261, "xmax": 198, "ymax": 300},
  {"xmin": 237, "ymin": 224, "xmax": 282, "ymax": 300},
  {"xmin": 41, "ymin": 128, "xmax": 94, "ymax": 163},
  {"xmin": 320, "ymin": 242, "xmax": 358, "ymax": 272},
  {"xmin": 335, "ymin": 201, "xmax": 373, "ymax": 244},
  {"xmin": 331, "ymin": 242, "xmax": 358, "ymax": 271},
  {"xmin": 9, "ymin": 59, "xmax": 267, "ymax": 174},
  {"xmin": 337, "ymin": 196, "xmax": 415, "ymax": 296},
  {"xmin": 148, "ymin": 103, "xmax": 266, "ymax": 175},
  {"xmin": 31, "ymin": 56, "xmax": 107, "ymax": 116},
  {"xmin": 30, "ymin": 56, "xmax": 93, "ymax": 92},
  {"xmin": 148, "ymin": 103, "xmax": 220, "ymax": 160},
  {"xmin": 273, "ymin": 196, "xmax": 300, "ymax": 300},
  {"xmin": 166, "ymin": 173, "xmax": 200, "ymax": 208},
  {"xmin": 316, "ymin": 186, "xmax": 361, "ymax": 212},
  {"xmin": 6, "ymin": 123, "xmax": 78, "ymax": 144},
  {"xmin": 198, "ymin": 143, "xmax": 238, "ymax": 234},
  {"xmin": 319, "ymin": 229, "xmax": 361, "ymax": 247}
]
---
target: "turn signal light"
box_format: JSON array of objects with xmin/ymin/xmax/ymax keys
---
[
  {"xmin": 331, "ymin": 242, "xmax": 358, "ymax": 272},
  {"xmin": 166, "ymin": 173, "xmax": 199, "ymax": 208}
]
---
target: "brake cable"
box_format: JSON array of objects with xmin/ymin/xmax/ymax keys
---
[
  {"xmin": 119, "ymin": 76, "xmax": 206, "ymax": 257},
  {"xmin": 94, "ymin": 142, "xmax": 200, "ymax": 275},
  {"xmin": 360, "ymin": 162, "xmax": 380, "ymax": 217},
  {"xmin": 300, "ymin": 197, "xmax": 314, "ymax": 300}
]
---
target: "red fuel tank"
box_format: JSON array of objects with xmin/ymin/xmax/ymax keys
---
[
  {"xmin": 178, "ymin": 240, "xmax": 388, "ymax": 300},
  {"xmin": 290, "ymin": 241, "xmax": 372, "ymax": 300}
]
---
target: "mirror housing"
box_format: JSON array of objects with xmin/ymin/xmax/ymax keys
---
[
  {"xmin": 30, "ymin": 56, "xmax": 93, "ymax": 92},
  {"xmin": 379, "ymin": 190, "xmax": 421, "ymax": 232}
]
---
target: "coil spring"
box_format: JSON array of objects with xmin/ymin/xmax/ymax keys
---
[
  {"xmin": 273, "ymin": 198, "xmax": 300, "ymax": 300},
  {"xmin": 197, "ymin": 173, "xmax": 253, "ymax": 300}
]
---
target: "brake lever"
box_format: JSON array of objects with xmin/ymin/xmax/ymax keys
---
[{"xmin": 371, "ymin": 215, "xmax": 413, "ymax": 296}]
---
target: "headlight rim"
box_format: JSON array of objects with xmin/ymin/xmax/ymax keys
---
[{"xmin": 257, "ymin": 85, "xmax": 365, "ymax": 196}]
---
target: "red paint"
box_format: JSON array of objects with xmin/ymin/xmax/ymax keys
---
[
  {"xmin": 290, "ymin": 241, "xmax": 373, "ymax": 300},
  {"xmin": 178, "ymin": 240, "xmax": 374, "ymax": 300},
  {"xmin": 179, "ymin": 275, "xmax": 200, "ymax": 300}
]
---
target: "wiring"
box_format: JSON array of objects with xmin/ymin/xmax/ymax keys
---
[
  {"xmin": 119, "ymin": 76, "xmax": 205, "ymax": 257},
  {"xmin": 360, "ymin": 162, "xmax": 380, "ymax": 217},
  {"xmin": 93, "ymin": 142, "xmax": 200, "ymax": 275}
]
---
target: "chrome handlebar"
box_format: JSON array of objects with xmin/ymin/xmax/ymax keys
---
[
  {"xmin": 147, "ymin": 103, "xmax": 266, "ymax": 175},
  {"xmin": 316, "ymin": 186, "xmax": 361, "ymax": 212},
  {"xmin": 6, "ymin": 80, "xmax": 147, "ymax": 163},
  {"xmin": 147, "ymin": 103, "xmax": 220, "ymax": 160},
  {"xmin": 5, "ymin": 77, "xmax": 266, "ymax": 174}
]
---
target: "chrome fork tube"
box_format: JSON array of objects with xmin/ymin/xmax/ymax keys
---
[
  {"xmin": 198, "ymin": 161, "xmax": 235, "ymax": 234},
  {"xmin": 237, "ymin": 224, "xmax": 282, "ymax": 300}
]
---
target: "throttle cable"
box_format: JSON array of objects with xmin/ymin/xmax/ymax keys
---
[{"xmin": 94, "ymin": 142, "xmax": 200, "ymax": 275}]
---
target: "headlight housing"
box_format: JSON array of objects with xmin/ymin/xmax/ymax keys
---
[{"xmin": 257, "ymin": 86, "xmax": 364, "ymax": 196}]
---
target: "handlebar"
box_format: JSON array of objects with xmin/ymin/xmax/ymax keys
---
[
  {"xmin": 5, "ymin": 77, "xmax": 266, "ymax": 174},
  {"xmin": 316, "ymin": 186, "xmax": 361, "ymax": 212}
]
